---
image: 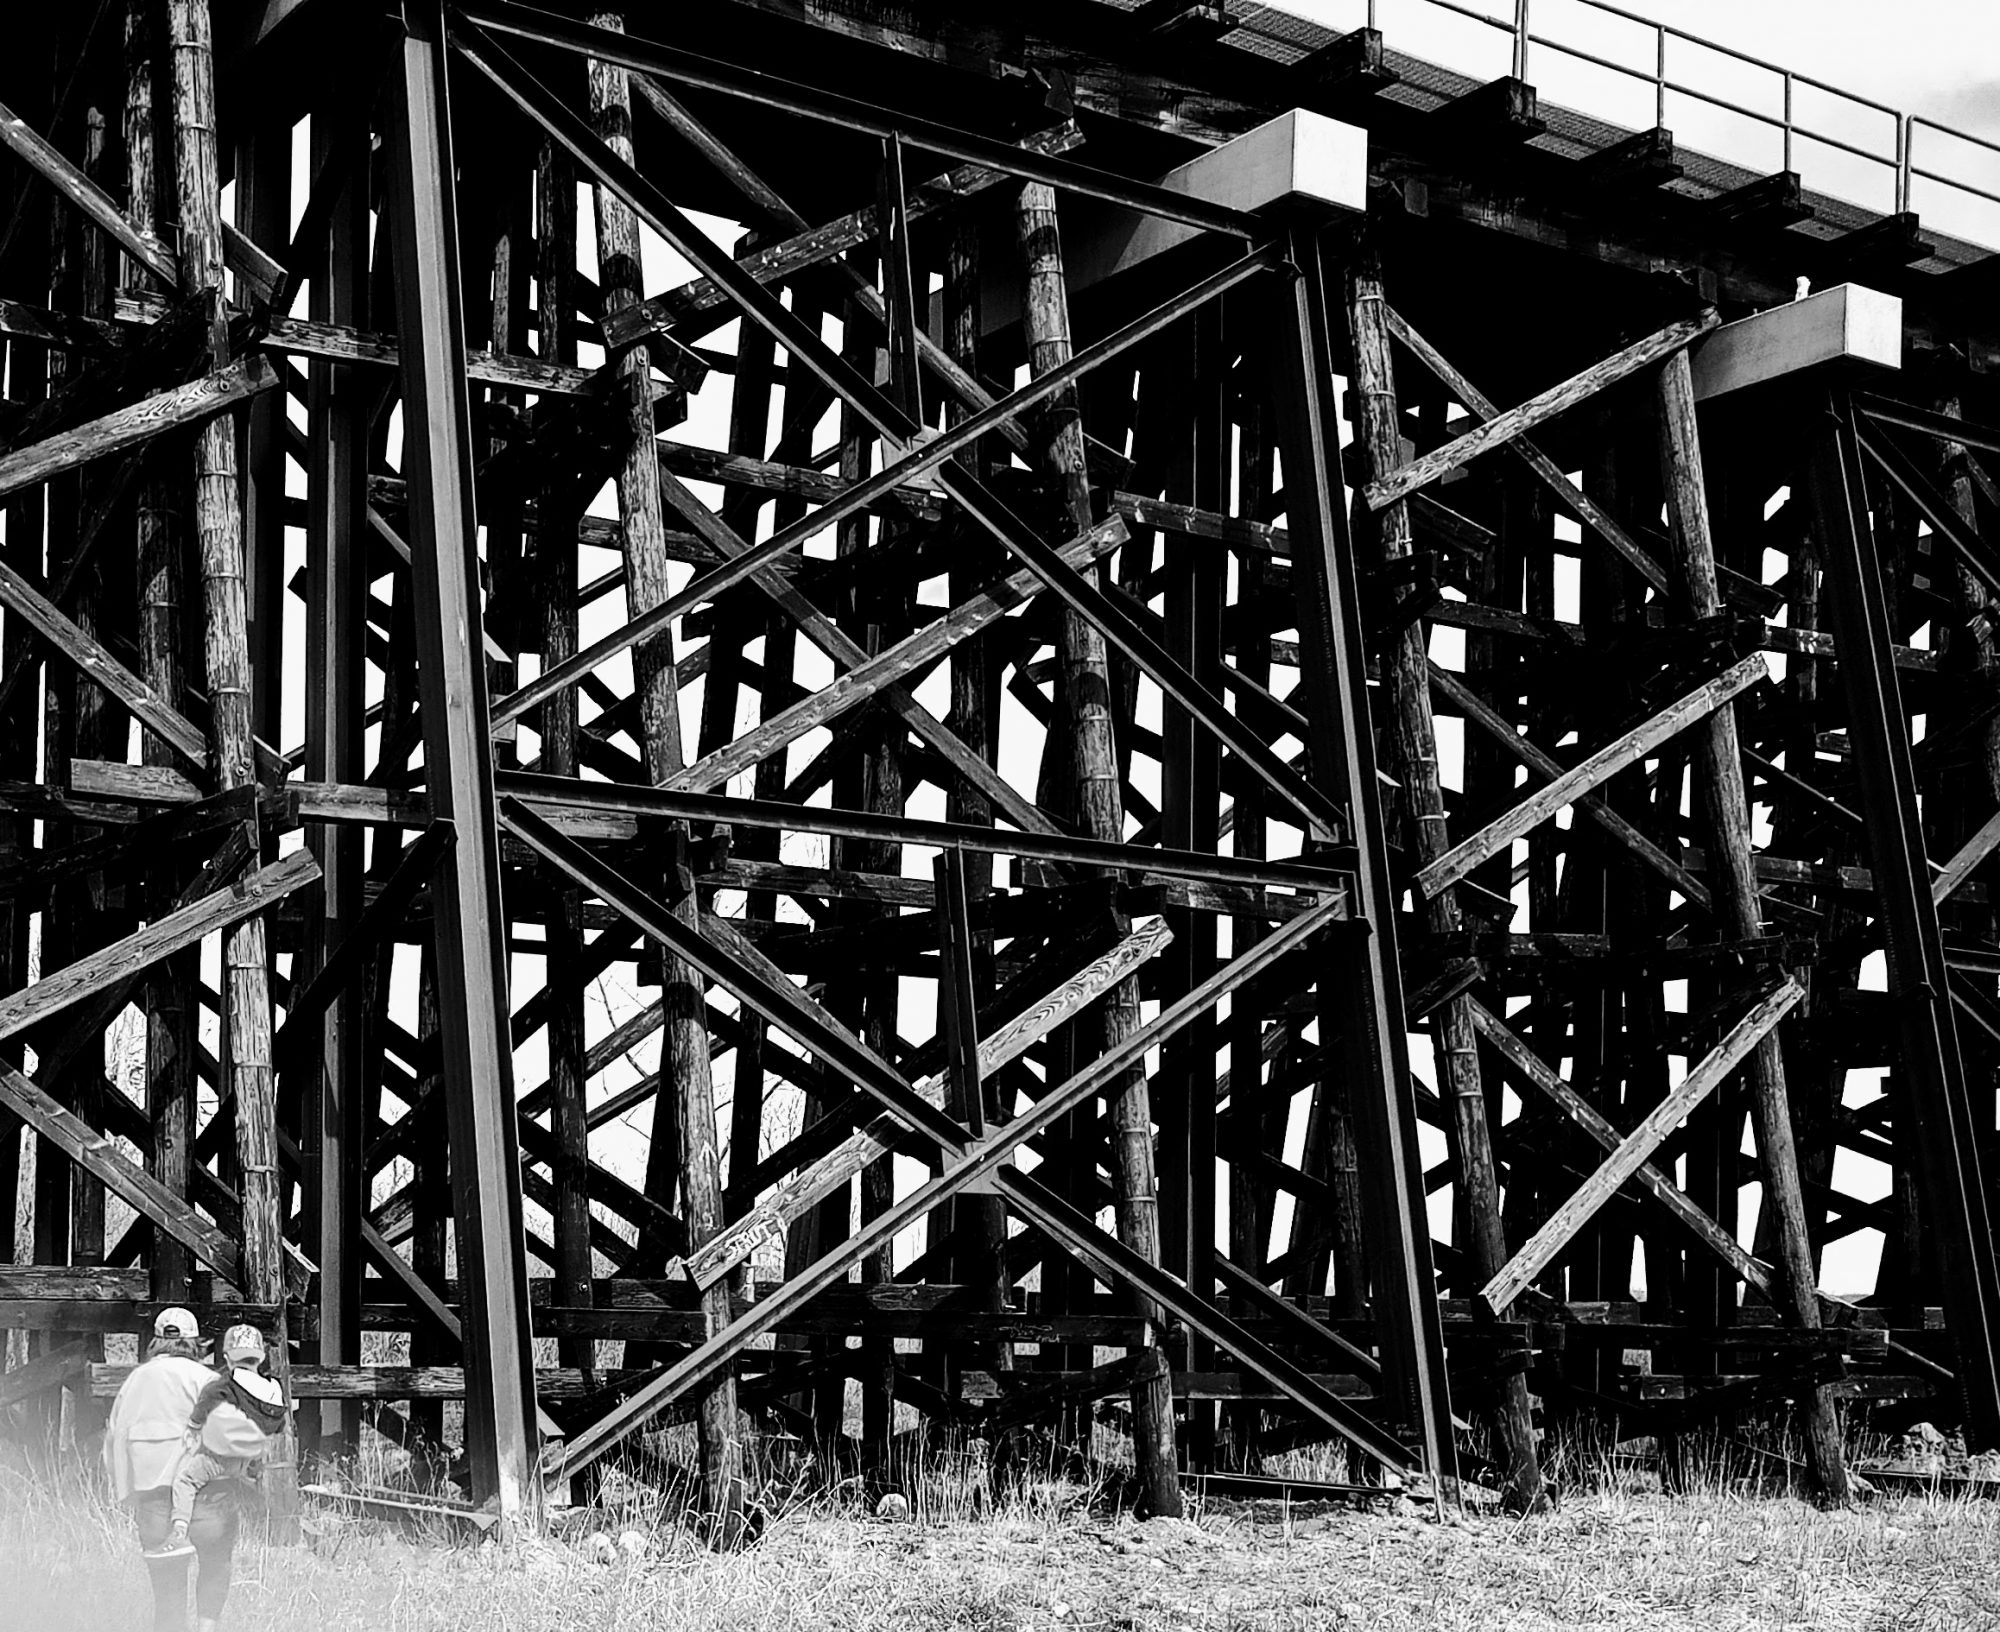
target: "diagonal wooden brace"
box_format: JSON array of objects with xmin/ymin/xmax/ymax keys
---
[
  {"xmin": 542, "ymin": 894, "xmax": 1344, "ymax": 1481},
  {"xmin": 1365, "ymin": 309, "xmax": 1717, "ymax": 513},
  {"xmin": 1479, "ymin": 978, "xmax": 1806, "ymax": 1313},
  {"xmin": 0, "ymin": 98, "xmax": 180, "ymax": 288},
  {"xmin": 1414, "ymin": 653, "xmax": 1768, "ymax": 901},
  {"xmin": 0, "ymin": 354, "xmax": 278, "ymax": 501},
  {"xmin": 673, "ymin": 917, "xmax": 1176, "ymax": 1291},
  {"xmin": 0, "ymin": 848, "xmax": 321, "ymax": 1046},
  {"xmin": 668, "ymin": 520, "xmax": 1123, "ymax": 796}
]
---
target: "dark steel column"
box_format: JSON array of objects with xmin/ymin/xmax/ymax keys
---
[
  {"xmin": 302, "ymin": 96, "xmax": 370, "ymax": 1453},
  {"xmin": 1268, "ymin": 227, "xmax": 1454, "ymax": 1486},
  {"xmin": 385, "ymin": 0, "xmax": 539, "ymax": 1517},
  {"xmin": 1806, "ymin": 390, "xmax": 2000, "ymax": 1447}
]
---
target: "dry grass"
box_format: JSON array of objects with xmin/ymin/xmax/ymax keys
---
[{"xmin": 7, "ymin": 1441, "xmax": 2000, "ymax": 1632}]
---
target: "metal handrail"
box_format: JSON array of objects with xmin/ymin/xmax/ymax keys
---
[{"xmin": 1342, "ymin": 0, "xmax": 2000, "ymax": 237}]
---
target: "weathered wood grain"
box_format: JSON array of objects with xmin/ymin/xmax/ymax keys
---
[
  {"xmin": 1480, "ymin": 979, "xmax": 1806, "ymax": 1312},
  {"xmin": 1413, "ymin": 653, "xmax": 1769, "ymax": 900},
  {"xmin": 0, "ymin": 848, "xmax": 317, "ymax": 1044},
  {"xmin": 0, "ymin": 1060, "xmax": 253, "ymax": 1286},
  {"xmin": 1366, "ymin": 310, "xmax": 1717, "ymax": 511},
  {"xmin": 0, "ymin": 97, "xmax": 179, "ymax": 287},
  {"xmin": 673, "ymin": 917, "xmax": 1175, "ymax": 1290},
  {"xmin": 0, "ymin": 354, "xmax": 277, "ymax": 501}
]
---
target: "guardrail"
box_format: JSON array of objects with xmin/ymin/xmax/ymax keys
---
[{"xmin": 1311, "ymin": 0, "xmax": 2000, "ymax": 242}]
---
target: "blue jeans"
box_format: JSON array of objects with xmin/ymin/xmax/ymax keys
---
[{"xmin": 131, "ymin": 1485, "xmax": 239, "ymax": 1631}]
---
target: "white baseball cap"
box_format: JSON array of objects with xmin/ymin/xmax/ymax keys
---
[{"xmin": 153, "ymin": 1308, "xmax": 200, "ymax": 1342}]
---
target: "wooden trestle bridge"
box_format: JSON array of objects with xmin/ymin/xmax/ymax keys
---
[{"xmin": 4, "ymin": 0, "xmax": 2000, "ymax": 1535}]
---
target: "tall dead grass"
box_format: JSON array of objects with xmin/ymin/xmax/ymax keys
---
[{"xmin": 7, "ymin": 1428, "xmax": 2000, "ymax": 1632}]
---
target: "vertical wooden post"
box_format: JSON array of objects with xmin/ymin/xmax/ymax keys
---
[
  {"xmin": 233, "ymin": 105, "xmax": 289, "ymax": 748},
  {"xmin": 536, "ymin": 136, "xmax": 596, "ymax": 1417},
  {"xmin": 1657, "ymin": 349, "xmax": 1847, "ymax": 1501},
  {"xmin": 1014, "ymin": 178, "xmax": 1181, "ymax": 1518},
  {"xmin": 126, "ymin": 0, "xmax": 195, "ymax": 1312},
  {"xmin": 1347, "ymin": 253, "xmax": 1544, "ymax": 1510},
  {"xmin": 584, "ymin": 9, "xmax": 744, "ymax": 1542},
  {"xmin": 168, "ymin": 0, "xmax": 297, "ymax": 1529}
]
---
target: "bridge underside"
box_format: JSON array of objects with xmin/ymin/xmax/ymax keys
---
[{"xmin": 2, "ymin": 0, "xmax": 1999, "ymax": 1524}]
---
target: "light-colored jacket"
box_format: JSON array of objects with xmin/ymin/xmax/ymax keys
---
[{"xmin": 102, "ymin": 1355, "xmax": 215, "ymax": 1503}]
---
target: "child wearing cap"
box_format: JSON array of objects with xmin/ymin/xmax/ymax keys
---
[{"xmin": 153, "ymin": 1324, "xmax": 291, "ymax": 1560}]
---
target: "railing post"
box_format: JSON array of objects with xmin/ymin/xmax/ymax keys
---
[
  {"xmin": 1783, "ymin": 72, "xmax": 1794, "ymax": 172},
  {"xmin": 1899, "ymin": 114, "xmax": 1914, "ymax": 214},
  {"xmin": 1655, "ymin": 27, "xmax": 1666, "ymax": 128},
  {"xmin": 1513, "ymin": 0, "xmax": 1530, "ymax": 80}
]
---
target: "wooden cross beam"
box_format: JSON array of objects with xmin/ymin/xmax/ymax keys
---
[
  {"xmin": 1383, "ymin": 307, "xmax": 1677, "ymax": 597},
  {"xmin": 1364, "ymin": 310, "xmax": 1718, "ymax": 513},
  {"xmin": 0, "ymin": 562, "xmax": 212, "ymax": 773},
  {"xmin": 1413, "ymin": 653, "xmax": 1769, "ymax": 901},
  {"xmin": 668, "ymin": 519, "xmax": 1124, "ymax": 796},
  {"xmin": 0, "ymin": 849, "xmax": 320, "ymax": 1046},
  {"xmin": 0, "ymin": 98, "xmax": 179, "ymax": 288},
  {"xmin": 503, "ymin": 801, "xmax": 966, "ymax": 1154},
  {"xmin": 541, "ymin": 894, "xmax": 1342, "ymax": 1481},
  {"xmin": 647, "ymin": 458, "xmax": 1071, "ymax": 841},
  {"xmin": 602, "ymin": 114, "xmax": 1082, "ymax": 356},
  {"xmin": 0, "ymin": 354, "xmax": 278, "ymax": 501},
  {"xmin": 1479, "ymin": 978, "xmax": 1806, "ymax": 1313},
  {"xmin": 0, "ymin": 1061, "xmax": 252, "ymax": 1288},
  {"xmin": 673, "ymin": 917, "xmax": 1177, "ymax": 1292},
  {"xmin": 1467, "ymin": 998, "xmax": 1779, "ymax": 1300},
  {"xmin": 622, "ymin": 76, "xmax": 1069, "ymax": 463},
  {"xmin": 1428, "ymin": 661, "xmax": 1713, "ymax": 909},
  {"xmin": 490, "ymin": 244, "xmax": 1271, "ymax": 738}
]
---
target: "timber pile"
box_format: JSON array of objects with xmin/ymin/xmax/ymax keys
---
[{"xmin": 1, "ymin": 0, "xmax": 1998, "ymax": 1533}]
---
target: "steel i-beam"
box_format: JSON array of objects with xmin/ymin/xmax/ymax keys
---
[
  {"xmin": 1269, "ymin": 226, "xmax": 1455, "ymax": 1488},
  {"xmin": 383, "ymin": 0, "xmax": 539, "ymax": 1520},
  {"xmin": 1805, "ymin": 390, "xmax": 2000, "ymax": 1447}
]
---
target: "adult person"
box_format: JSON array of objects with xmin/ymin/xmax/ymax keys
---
[{"xmin": 103, "ymin": 1308, "xmax": 242, "ymax": 1632}]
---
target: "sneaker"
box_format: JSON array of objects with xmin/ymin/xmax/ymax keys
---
[{"xmin": 144, "ymin": 1535, "xmax": 195, "ymax": 1561}]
